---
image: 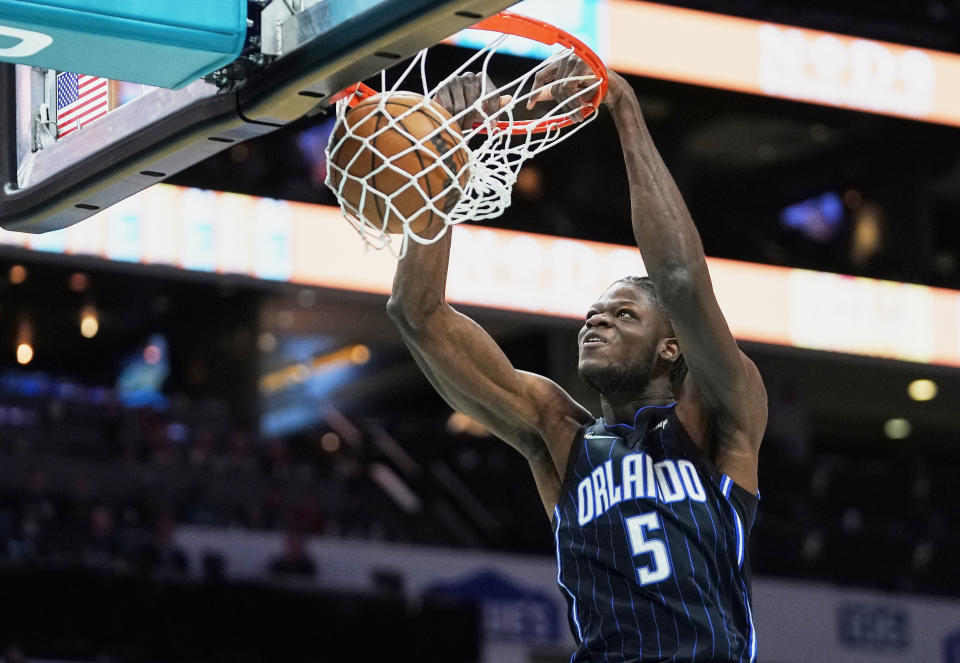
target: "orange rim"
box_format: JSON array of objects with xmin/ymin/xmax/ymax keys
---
[
  {"xmin": 331, "ymin": 11, "xmax": 608, "ymax": 134},
  {"xmin": 469, "ymin": 11, "xmax": 608, "ymax": 135},
  {"xmin": 328, "ymin": 82, "xmax": 378, "ymax": 106}
]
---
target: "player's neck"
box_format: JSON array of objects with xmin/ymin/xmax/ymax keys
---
[{"xmin": 599, "ymin": 384, "xmax": 674, "ymax": 427}]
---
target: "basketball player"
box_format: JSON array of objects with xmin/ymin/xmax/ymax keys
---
[{"xmin": 387, "ymin": 57, "xmax": 767, "ymax": 662}]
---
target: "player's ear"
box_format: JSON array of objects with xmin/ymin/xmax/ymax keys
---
[{"xmin": 659, "ymin": 337, "xmax": 680, "ymax": 362}]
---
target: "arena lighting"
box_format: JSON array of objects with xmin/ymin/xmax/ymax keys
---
[
  {"xmin": 259, "ymin": 343, "xmax": 369, "ymax": 394},
  {"xmin": 15, "ymin": 343, "xmax": 33, "ymax": 365},
  {"xmin": 79, "ymin": 306, "xmax": 99, "ymax": 339},
  {"xmin": 68, "ymin": 272, "xmax": 89, "ymax": 292},
  {"xmin": 907, "ymin": 379, "xmax": 938, "ymax": 401},
  {"xmin": 350, "ymin": 344, "xmax": 371, "ymax": 364},
  {"xmin": 319, "ymin": 432, "xmax": 341, "ymax": 453},
  {"xmin": 8, "ymin": 264, "xmax": 26, "ymax": 284},
  {"xmin": 5, "ymin": 184, "xmax": 960, "ymax": 367},
  {"xmin": 15, "ymin": 317, "xmax": 33, "ymax": 365},
  {"xmin": 884, "ymin": 417, "xmax": 912, "ymax": 439}
]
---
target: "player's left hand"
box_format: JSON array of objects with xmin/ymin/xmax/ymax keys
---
[{"xmin": 525, "ymin": 53, "xmax": 601, "ymax": 120}]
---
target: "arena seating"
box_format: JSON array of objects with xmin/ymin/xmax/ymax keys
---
[{"xmin": 1, "ymin": 369, "xmax": 959, "ymax": 601}]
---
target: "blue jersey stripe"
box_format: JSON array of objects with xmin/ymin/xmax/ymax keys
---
[
  {"xmin": 748, "ymin": 598, "xmax": 758, "ymax": 662},
  {"xmin": 574, "ymin": 465, "xmax": 600, "ymax": 647},
  {"xmin": 685, "ymin": 493, "xmax": 717, "ymax": 660},
  {"xmin": 739, "ymin": 575, "xmax": 758, "ymax": 663},
  {"xmin": 656, "ymin": 430, "xmax": 695, "ymax": 660},
  {"xmin": 701, "ymin": 485, "xmax": 734, "ymax": 660},
  {"xmin": 582, "ymin": 447, "xmax": 611, "ymax": 658},
  {"xmin": 605, "ymin": 439, "xmax": 626, "ymax": 663},
  {"xmin": 731, "ymin": 507, "xmax": 745, "ymax": 568},
  {"xmin": 555, "ymin": 505, "xmax": 584, "ymax": 643},
  {"xmin": 595, "ymin": 499, "xmax": 612, "ymax": 663}
]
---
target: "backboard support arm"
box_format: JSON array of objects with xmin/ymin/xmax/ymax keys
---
[{"xmin": 0, "ymin": 65, "xmax": 16, "ymax": 193}]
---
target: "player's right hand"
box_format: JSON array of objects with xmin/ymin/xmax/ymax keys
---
[
  {"xmin": 433, "ymin": 72, "xmax": 511, "ymax": 131},
  {"xmin": 526, "ymin": 53, "xmax": 600, "ymax": 121}
]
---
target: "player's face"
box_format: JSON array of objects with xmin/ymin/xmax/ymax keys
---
[{"xmin": 577, "ymin": 284, "xmax": 669, "ymax": 395}]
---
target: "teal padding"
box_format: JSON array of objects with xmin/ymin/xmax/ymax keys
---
[
  {"xmin": 21, "ymin": 0, "xmax": 246, "ymax": 35},
  {"xmin": 0, "ymin": 0, "xmax": 246, "ymax": 88}
]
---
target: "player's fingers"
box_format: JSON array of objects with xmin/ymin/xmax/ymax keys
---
[
  {"xmin": 460, "ymin": 77, "xmax": 477, "ymax": 120},
  {"xmin": 528, "ymin": 54, "xmax": 592, "ymax": 111},
  {"xmin": 531, "ymin": 60, "xmax": 559, "ymax": 88},
  {"xmin": 463, "ymin": 73, "xmax": 480, "ymax": 101},
  {"xmin": 454, "ymin": 75, "xmax": 481, "ymax": 129},
  {"xmin": 527, "ymin": 61, "xmax": 560, "ymax": 109},
  {"xmin": 482, "ymin": 72, "xmax": 496, "ymax": 97},
  {"xmin": 452, "ymin": 80, "xmax": 466, "ymax": 115},
  {"xmin": 478, "ymin": 73, "xmax": 500, "ymax": 116},
  {"xmin": 526, "ymin": 87, "xmax": 549, "ymax": 110},
  {"xmin": 434, "ymin": 83, "xmax": 454, "ymax": 114},
  {"xmin": 573, "ymin": 54, "xmax": 592, "ymax": 77}
]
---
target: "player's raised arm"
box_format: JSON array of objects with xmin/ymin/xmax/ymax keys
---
[
  {"xmin": 530, "ymin": 58, "xmax": 766, "ymax": 486},
  {"xmin": 387, "ymin": 72, "xmax": 592, "ymax": 511},
  {"xmin": 387, "ymin": 230, "xmax": 591, "ymax": 512},
  {"xmin": 604, "ymin": 71, "xmax": 766, "ymax": 480}
]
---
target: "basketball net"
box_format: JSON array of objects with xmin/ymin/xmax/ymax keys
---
[{"xmin": 324, "ymin": 12, "xmax": 606, "ymax": 256}]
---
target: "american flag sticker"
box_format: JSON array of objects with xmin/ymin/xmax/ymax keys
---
[{"xmin": 56, "ymin": 72, "xmax": 110, "ymax": 138}]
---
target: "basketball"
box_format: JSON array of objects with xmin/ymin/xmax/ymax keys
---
[{"xmin": 328, "ymin": 92, "xmax": 470, "ymax": 235}]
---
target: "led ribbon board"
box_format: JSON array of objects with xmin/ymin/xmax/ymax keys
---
[
  {"xmin": 449, "ymin": 0, "xmax": 960, "ymax": 127},
  {"xmin": 1, "ymin": 185, "xmax": 958, "ymax": 367}
]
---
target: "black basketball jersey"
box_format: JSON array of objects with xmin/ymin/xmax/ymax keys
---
[{"xmin": 552, "ymin": 402, "xmax": 759, "ymax": 662}]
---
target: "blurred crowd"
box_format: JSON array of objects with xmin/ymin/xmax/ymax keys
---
[
  {"xmin": 1, "ymin": 369, "xmax": 960, "ymax": 600},
  {"xmin": 0, "ymin": 370, "xmax": 377, "ymax": 579}
]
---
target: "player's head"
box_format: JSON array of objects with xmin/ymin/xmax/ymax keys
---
[{"xmin": 577, "ymin": 276, "xmax": 686, "ymax": 397}]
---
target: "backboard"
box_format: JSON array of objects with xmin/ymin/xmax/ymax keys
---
[{"xmin": 0, "ymin": 0, "xmax": 517, "ymax": 233}]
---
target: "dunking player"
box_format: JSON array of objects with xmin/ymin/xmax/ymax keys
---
[{"xmin": 387, "ymin": 58, "xmax": 767, "ymax": 662}]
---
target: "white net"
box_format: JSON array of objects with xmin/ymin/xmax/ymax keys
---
[{"xmin": 324, "ymin": 28, "xmax": 603, "ymax": 255}]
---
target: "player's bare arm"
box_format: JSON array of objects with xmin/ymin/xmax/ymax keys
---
[
  {"xmin": 528, "ymin": 56, "xmax": 766, "ymax": 490},
  {"xmin": 602, "ymin": 70, "xmax": 767, "ymax": 492},
  {"xmin": 386, "ymin": 150, "xmax": 592, "ymax": 513}
]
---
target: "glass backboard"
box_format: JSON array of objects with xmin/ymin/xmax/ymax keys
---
[{"xmin": 0, "ymin": 0, "xmax": 516, "ymax": 233}]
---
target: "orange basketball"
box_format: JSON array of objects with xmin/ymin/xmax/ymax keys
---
[{"xmin": 328, "ymin": 92, "xmax": 470, "ymax": 235}]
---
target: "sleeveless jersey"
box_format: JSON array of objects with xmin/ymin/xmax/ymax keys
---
[{"xmin": 552, "ymin": 402, "xmax": 759, "ymax": 662}]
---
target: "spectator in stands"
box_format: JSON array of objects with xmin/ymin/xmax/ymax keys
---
[
  {"xmin": 82, "ymin": 504, "xmax": 125, "ymax": 570},
  {"xmin": 137, "ymin": 512, "xmax": 189, "ymax": 576},
  {"xmin": 267, "ymin": 530, "xmax": 317, "ymax": 578},
  {"xmin": 16, "ymin": 468, "xmax": 54, "ymax": 559}
]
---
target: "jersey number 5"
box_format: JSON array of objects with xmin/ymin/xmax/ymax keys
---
[{"xmin": 624, "ymin": 512, "xmax": 672, "ymax": 586}]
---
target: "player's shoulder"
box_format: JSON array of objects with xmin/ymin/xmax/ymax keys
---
[
  {"xmin": 516, "ymin": 370, "xmax": 593, "ymax": 473},
  {"xmin": 678, "ymin": 350, "xmax": 766, "ymax": 432},
  {"xmin": 518, "ymin": 370, "xmax": 593, "ymax": 426}
]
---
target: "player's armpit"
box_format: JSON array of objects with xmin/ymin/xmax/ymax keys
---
[
  {"xmin": 674, "ymin": 342, "xmax": 766, "ymax": 494},
  {"xmin": 397, "ymin": 325, "xmax": 582, "ymax": 514},
  {"xmin": 390, "ymin": 299, "xmax": 590, "ymax": 459}
]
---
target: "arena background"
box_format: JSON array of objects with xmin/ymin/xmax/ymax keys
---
[{"xmin": 2, "ymin": 0, "xmax": 960, "ymax": 661}]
